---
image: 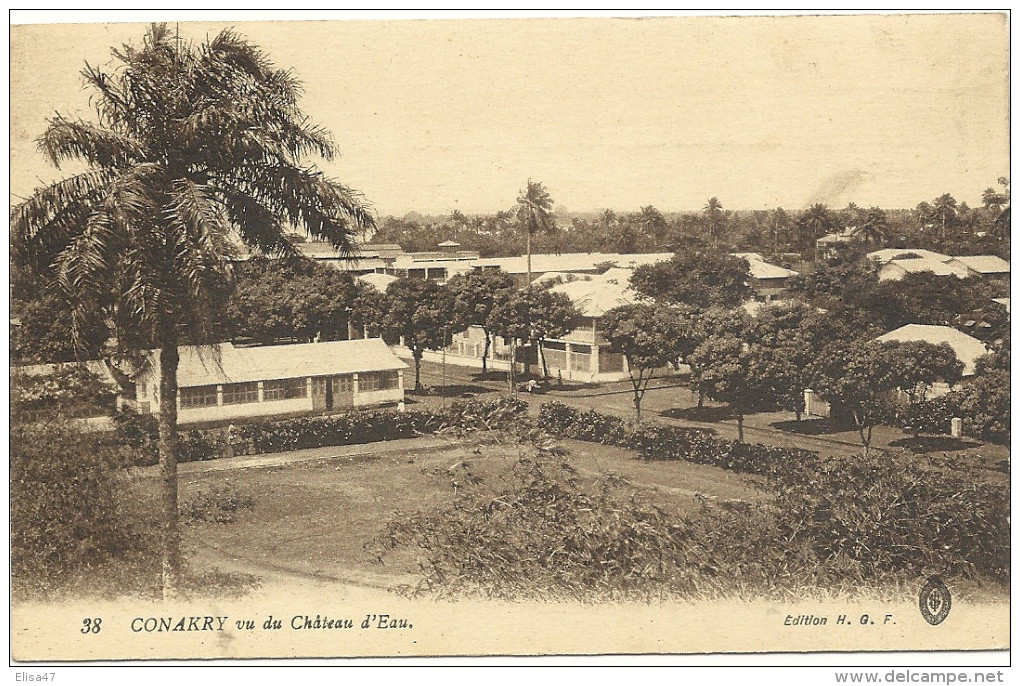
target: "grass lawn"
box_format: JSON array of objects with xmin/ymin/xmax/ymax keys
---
[{"xmin": 149, "ymin": 434, "xmax": 765, "ymax": 592}]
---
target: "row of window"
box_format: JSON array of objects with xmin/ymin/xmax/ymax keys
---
[{"xmin": 178, "ymin": 372, "xmax": 400, "ymax": 409}]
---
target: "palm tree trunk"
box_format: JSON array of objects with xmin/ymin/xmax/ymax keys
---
[
  {"xmin": 539, "ymin": 339, "xmax": 549, "ymax": 379},
  {"xmin": 507, "ymin": 339, "xmax": 516, "ymax": 393},
  {"xmin": 481, "ymin": 329, "xmax": 491, "ymax": 375},
  {"xmin": 526, "ymin": 232, "xmax": 532, "ymax": 282},
  {"xmin": 413, "ymin": 350, "xmax": 422, "ymax": 391},
  {"xmin": 735, "ymin": 410, "xmax": 744, "ymax": 442},
  {"xmin": 157, "ymin": 333, "xmax": 181, "ymax": 599}
]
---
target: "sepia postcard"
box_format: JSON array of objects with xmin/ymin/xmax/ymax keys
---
[{"xmin": 8, "ymin": 11, "xmax": 1010, "ymax": 667}]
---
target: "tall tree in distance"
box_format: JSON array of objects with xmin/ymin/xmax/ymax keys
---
[
  {"xmin": 703, "ymin": 196, "xmax": 725, "ymax": 246},
  {"xmin": 516, "ymin": 180, "xmax": 555, "ymax": 281},
  {"xmin": 9, "ymin": 24, "xmax": 374, "ymax": 596},
  {"xmin": 930, "ymin": 193, "xmax": 959, "ymax": 250}
]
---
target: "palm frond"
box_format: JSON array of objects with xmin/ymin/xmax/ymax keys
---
[
  {"xmin": 214, "ymin": 163, "xmax": 374, "ymax": 254},
  {"xmin": 10, "ymin": 169, "xmax": 116, "ymax": 270},
  {"xmin": 39, "ymin": 115, "xmax": 146, "ymax": 169}
]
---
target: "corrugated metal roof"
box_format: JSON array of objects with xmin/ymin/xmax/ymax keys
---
[
  {"xmin": 140, "ymin": 339, "xmax": 407, "ymax": 387},
  {"xmin": 876, "ymin": 324, "xmax": 988, "ymax": 375}
]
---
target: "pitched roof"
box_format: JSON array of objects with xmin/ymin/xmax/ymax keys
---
[
  {"xmin": 356, "ymin": 273, "xmax": 399, "ymax": 291},
  {"xmin": 878, "ymin": 258, "xmax": 972, "ymax": 281},
  {"xmin": 876, "ymin": 324, "xmax": 988, "ymax": 375},
  {"xmin": 950, "ymin": 255, "xmax": 1011, "ymax": 275},
  {"xmin": 549, "ymin": 269, "xmax": 639, "ymax": 318},
  {"xmin": 868, "ymin": 248, "xmax": 953, "ymax": 264},
  {"xmin": 745, "ymin": 259, "xmax": 798, "ymax": 280},
  {"xmin": 139, "ymin": 339, "xmax": 407, "ymax": 387}
]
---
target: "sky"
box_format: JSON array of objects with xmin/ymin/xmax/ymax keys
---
[{"xmin": 9, "ymin": 11, "xmax": 1011, "ymax": 218}]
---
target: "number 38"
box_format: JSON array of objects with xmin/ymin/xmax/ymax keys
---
[{"xmin": 81, "ymin": 618, "xmax": 102, "ymax": 634}]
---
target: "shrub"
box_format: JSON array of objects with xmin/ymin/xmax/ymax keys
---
[
  {"xmin": 950, "ymin": 370, "xmax": 1010, "ymax": 445},
  {"xmin": 11, "ymin": 365, "xmax": 116, "ymax": 419},
  {"xmin": 893, "ymin": 396, "xmax": 956, "ymax": 437},
  {"xmin": 375, "ymin": 440, "xmax": 727, "ymax": 601},
  {"xmin": 377, "ymin": 431, "xmax": 1009, "ymax": 602},
  {"xmin": 10, "ymin": 419, "xmax": 159, "ymax": 597},
  {"xmin": 116, "ymin": 395, "xmax": 529, "ymax": 465},
  {"xmin": 538, "ymin": 401, "xmax": 821, "ymax": 483},
  {"xmin": 181, "ymin": 483, "xmax": 256, "ymax": 524},
  {"xmin": 772, "ymin": 453, "xmax": 1009, "ymax": 581}
]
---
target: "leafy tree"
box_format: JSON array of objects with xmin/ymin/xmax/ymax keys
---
[
  {"xmin": 808, "ymin": 340, "xmax": 960, "ymax": 452},
  {"xmin": 382, "ymin": 278, "xmax": 457, "ymax": 391},
  {"xmin": 787, "ymin": 254, "xmax": 880, "ymax": 314},
  {"xmin": 631, "ymin": 251, "xmax": 751, "ymax": 309},
  {"xmin": 11, "ymin": 293, "xmax": 108, "ymax": 364},
  {"xmin": 808, "ymin": 340, "xmax": 899, "ymax": 453},
  {"xmin": 351, "ymin": 282, "xmax": 390, "ymax": 339},
  {"xmin": 748, "ymin": 302, "xmax": 848, "ymax": 421},
  {"xmin": 687, "ymin": 334, "xmax": 756, "ymax": 440},
  {"xmin": 863, "ymin": 272, "xmax": 990, "ymax": 332},
  {"xmin": 488, "ymin": 286, "xmax": 580, "ymax": 381},
  {"xmin": 601, "ymin": 303, "xmax": 698, "ymax": 418},
  {"xmin": 9, "ymin": 25, "xmax": 373, "ymax": 595},
  {"xmin": 949, "ymin": 368, "xmax": 1010, "ymax": 445},
  {"xmin": 446, "ymin": 270, "xmax": 516, "ymax": 374},
  {"xmin": 885, "ymin": 341, "xmax": 964, "ymax": 438},
  {"xmin": 516, "ymin": 180, "xmax": 555, "ymax": 281},
  {"xmin": 226, "ymin": 257, "xmax": 360, "ymax": 344}
]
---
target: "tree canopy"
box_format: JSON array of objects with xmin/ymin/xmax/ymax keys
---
[
  {"xmin": 631, "ymin": 251, "xmax": 751, "ymax": 308},
  {"xmin": 382, "ymin": 278, "xmax": 457, "ymax": 390}
]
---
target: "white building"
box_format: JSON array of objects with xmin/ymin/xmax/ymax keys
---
[{"xmin": 129, "ymin": 339, "xmax": 407, "ymax": 424}]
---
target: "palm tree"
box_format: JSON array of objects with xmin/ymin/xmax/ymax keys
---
[
  {"xmin": 516, "ymin": 179, "xmax": 555, "ymax": 281},
  {"xmin": 852, "ymin": 207, "xmax": 889, "ymax": 246},
  {"xmin": 799, "ymin": 203, "xmax": 834, "ymax": 252},
  {"xmin": 10, "ymin": 24, "xmax": 373, "ymax": 597},
  {"xmin": 703, "ymin": 196, "xmax": 724, "ymax": 246},
  {"xmin": 931, "ymin": 193, "xmax": 959, "ymax": 250}
]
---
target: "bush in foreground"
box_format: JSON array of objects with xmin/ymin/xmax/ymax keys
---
[
  {"xmin": 11, "ymin": 419, "xmax": 260, "ymax": 600},
  {"xmin": 11, "ymin": 420, "xmax": 158, "ymax": 598},
  {"xmin": 376, "ymin": 426, "xmax": 1008, "ymax": 601}
]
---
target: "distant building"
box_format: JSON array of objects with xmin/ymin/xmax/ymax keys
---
[
  {"xmin": 386, "ymin": 249, "xmax": 480, "ymax": 283},
  {"xmin": 815, "ymin": 228, "xmax": 857, "ymax": 259},
  {"xmin": 867, "ymin": 248, "xmax": 1009, "ymax": 283},
  {"xmin": 128, "ymin": 339, "xmax": 407, "ymax": 425},
  {"xmin": 732, "ymin": 252, "xmax": 800, "ymax": 299},
  {"xmin": 443, "ymin": 268, "xmax": 664, "ymax": 383},
  {"xmin": 876, "ymin": 324, "xmax": 988, "ymax": 377},
  {"xmin": 469, "ymin": 252, "xmax": 629, "ymax": 286}
]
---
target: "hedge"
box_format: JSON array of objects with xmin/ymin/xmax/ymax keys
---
[
  {"xmin": 539, "ymin": 401, "xmax": 821, "ymax": 484},
  {"xmin": 116, "ymin": 396, "xmax": 529, "ymax": 465}
]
